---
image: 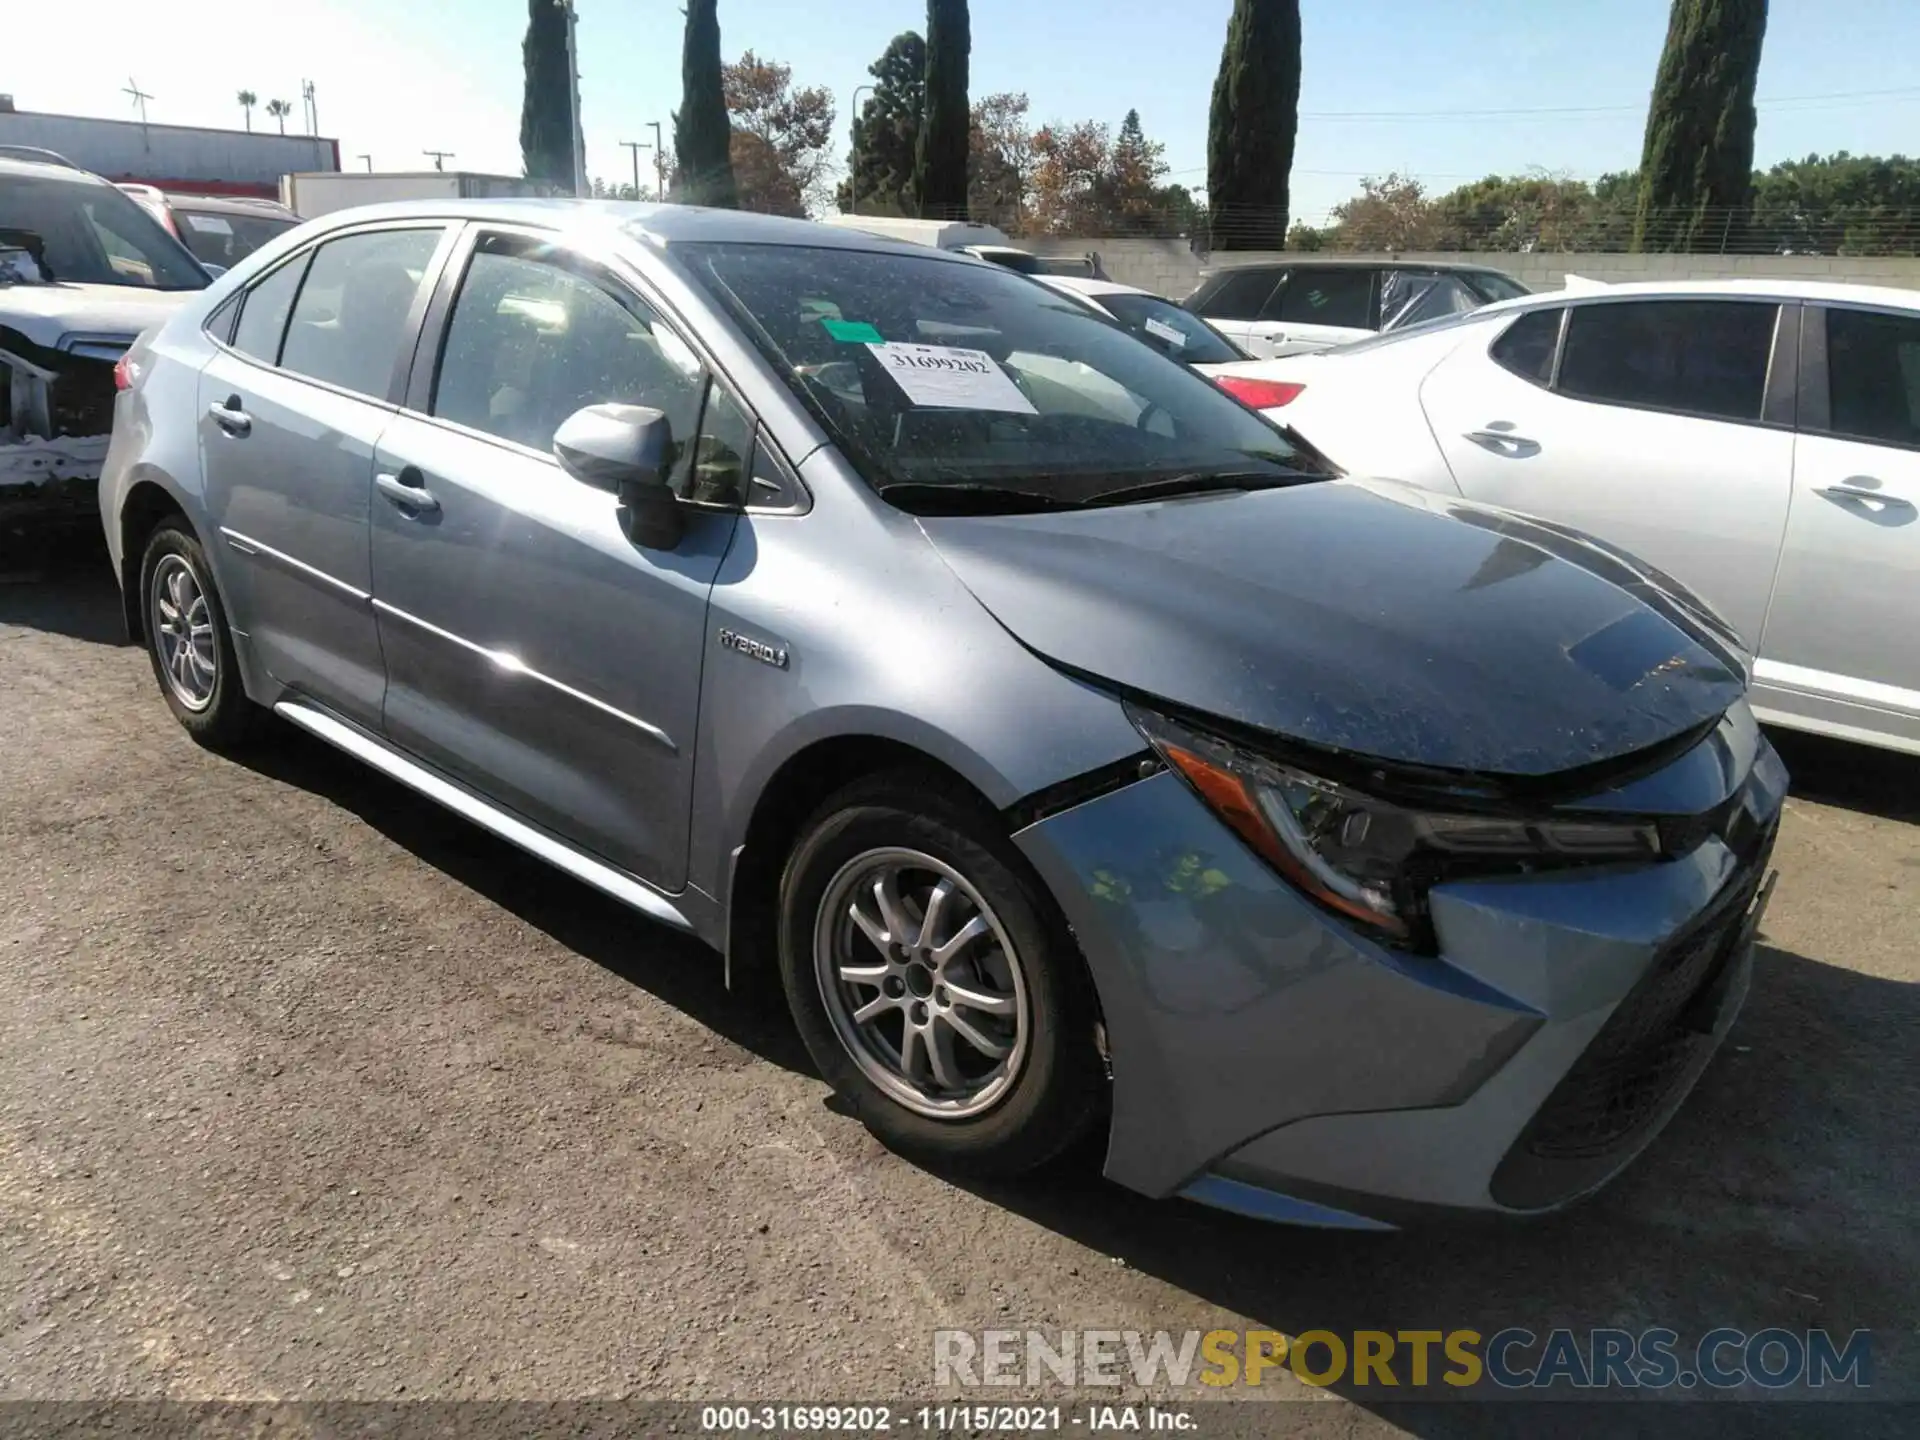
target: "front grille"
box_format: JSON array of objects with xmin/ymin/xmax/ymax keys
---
[{"xmin": 1490, "ymin": 827, "xmax": 1776, "ymax": 1210}]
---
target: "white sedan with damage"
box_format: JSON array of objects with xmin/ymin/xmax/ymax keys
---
[{"xmin": 1, "ymin": 151, "xmax": 209, "ymax": 531}]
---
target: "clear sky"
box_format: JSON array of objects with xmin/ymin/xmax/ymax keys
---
[{"xmin": 11, "ymin": 0, "xmax": 1920, "ymax": 220}]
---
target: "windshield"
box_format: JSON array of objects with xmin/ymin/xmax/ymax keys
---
[
  {"xmin": 1093, "ymin": 291, "xmax": 1247, "ymax": 364},
  {"xmin": 174, "ymin": 207, "xmax": 298, "ymax": 268},
  {"xmin": 672, "ymin": 241, "xmax": 1304, "ymax": 507},
  {"xmin": 1467, "ymin": 271, "xmax": 1530, "ymax": 303},
  {"xmin": 0, "ymin": 174, "xmax": 208, "ymax": 290}
]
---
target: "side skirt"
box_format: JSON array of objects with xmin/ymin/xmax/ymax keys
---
[{"xmin": 273, "ymin": 699, "xmax": 697, "ymax": 936}]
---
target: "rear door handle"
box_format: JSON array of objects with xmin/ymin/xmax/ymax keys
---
[
  {"xmin": 1818, "ymin": 482, "xmax": 1910, "ymax": 506},
  {"xmin": 375, "ymin": 467, "xmax": 439, "ymax": 514},
  {"xmin": 207, "ymin": 398, "xmax": 251, "ymax": 436},
  {"xmin": 1465, "ymin": 427, "xmax": 1541, "ymax": 458}
]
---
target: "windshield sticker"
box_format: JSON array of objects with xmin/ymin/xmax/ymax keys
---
[
  {"xmin": 866, "ymin": 342, "xmax": 1038, "ymax": 415},
  {"xmin": 183, "ymin": 214, "xmax": 234, "ymax": 235},
  {"xmin": 1143, "ymin": 316, "xmax": 1187, "ymax": 348},
  {"xmin": 821, "ymin": 317, "xmax": 884, "ymax": 344}
]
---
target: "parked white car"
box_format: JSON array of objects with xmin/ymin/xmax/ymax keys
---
[
  {"xmin": 1035, "ymin": 275, "xmax": 1307, "ymax": 410},
  {"xmin": 1242, "ymin": 279, "xmax": 1920, "ymax": 757},
  {"xmin": 1182, "ymin": 259, "xmax": 1530, "ymax": 359}
]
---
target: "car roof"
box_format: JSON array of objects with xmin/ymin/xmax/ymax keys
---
[
  {"xmin": 163, "ymin": 192, "xmax": 298, "ymax": 218},
  {"xmin": 1201, "ymin": 257, "xmax": 1518, "ymax": 277},
  {"xmin": 1034, "ymin": 274, "xmax": 1152, "ymax": 300},
  {"xmin": 1473, "ymin": 275, "xmax": 1920, "ymax": 315},
  {"xmin": 287, "ymin": 198, "xmax": 992, "ymax": 262},
  {"xmin": 0, "ymin": 154, "xmax": 111, "ymax": 186}
]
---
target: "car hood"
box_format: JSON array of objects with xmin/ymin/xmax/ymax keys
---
[
  {"xmin": 0, "ymin": 283, "xmax": 194, "ymax": 350},
  {"xmin": 917, "ymin": 478, "xmax": 1750, "ymax": 778}
]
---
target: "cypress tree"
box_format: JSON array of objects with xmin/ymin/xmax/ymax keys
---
[
  {"xmin": 1633, "ymin": 0, "xmax": 1770, "ymax": 252},
  {"xmin": 915, "ymin": 0, "xmax": 971, "ymax": 219},
  {"xmin": 519, "ymin": 0, "xmax": 576, "ymax": 189},
  {"xmin": 1206, "ymin": 0, "xmax": 1302, "ymax": 251},
  {"xmin": 675, "ymin": 0, "xmax": 738, "ymax": 208}
]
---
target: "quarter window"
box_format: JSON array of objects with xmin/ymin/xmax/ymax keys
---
[
  {"xmin": 1273, "ymin": 269, "xmax": 1374, "ymax": 329},
  {"xmin": 279, "ymin": 228, "xmax": 443, "ymax": 399},
  {"xmin": 685, "ymin": 385, "xmax": 756, "ymax": 506},
  {"xmin": 1489, "ymin": 308, "xmax": 1562, "ymax": 385},
  {"xmin": 1825, "ymin": 307, "xmax": 1920, "ymax": 448},
  {"xmin": 1557, "ymin": 301, "xmax": 1777, "ymax": 423},
  {"xmin": 231, "ymin": 254, "xmax": 310, "ymax": 365}
]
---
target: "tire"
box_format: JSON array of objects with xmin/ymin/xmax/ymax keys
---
[
  {"xmin": 777, "ymin": 771, "xmax": 1105, "ymax": 1176},
  {"xmin": 139, "ymin": 520, "xmax": 256, "ymax": 750}
]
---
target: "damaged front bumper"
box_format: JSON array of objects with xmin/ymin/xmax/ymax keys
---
[
  {"xmin": 2, "ymin": 336, "xmax": 121, "ymax": 528},
  {"xmin": 1012, "ymin": 706, "xmax": 1788, "ymax": 1225}
]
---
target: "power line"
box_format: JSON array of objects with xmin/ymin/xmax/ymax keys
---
[{"xmin": 1295, "ymin": 85, "xmax": 1920, "ymax": 122}]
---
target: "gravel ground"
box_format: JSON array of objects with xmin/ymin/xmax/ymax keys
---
[{"xmin": 1, "ymin": 549, "xmax": 1914, "ymax": 1438}]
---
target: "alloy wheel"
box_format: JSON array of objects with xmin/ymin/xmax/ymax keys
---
[
  {"xmin": 813, "ymin": 847, "xmax": 1032, "ymax": 1120},
  {"xmin": 150, "ymin": 554, "xmax": 218, "ymax": 711}
]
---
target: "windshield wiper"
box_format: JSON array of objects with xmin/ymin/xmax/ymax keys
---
[
  {"xmin": 875, "ymin": 481, "xmax": 1082, "ymax": 516},
  {"xmin": 1076, "ymin": 468, "xmax": 1320, "ymax": 508}
]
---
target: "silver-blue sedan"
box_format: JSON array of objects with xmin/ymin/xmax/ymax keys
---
[{"xmin": 99, "ymin": 202, "xmax": 1785, "ymax": 1226}]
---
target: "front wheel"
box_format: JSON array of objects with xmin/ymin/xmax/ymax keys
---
[{"xmin": 777, "ymin": 773, "xmax": 1105, "ymax": 1176}]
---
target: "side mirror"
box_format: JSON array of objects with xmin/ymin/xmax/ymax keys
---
[{"xmin": 554, "ymin": 403, "xmax": 684, "ymax": 549}]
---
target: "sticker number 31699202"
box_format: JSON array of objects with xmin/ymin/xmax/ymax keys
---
[{"xmin": 866, "ymin": 341, "xmax": 1038, "ymax": 415}]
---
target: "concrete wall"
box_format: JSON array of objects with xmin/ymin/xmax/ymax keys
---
[{"xmin": 1020, "ymin": 236, "xmax": 1920, "ymax": 299}]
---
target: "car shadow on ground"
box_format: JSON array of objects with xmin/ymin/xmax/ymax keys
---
[
  {"xmin": 1766, "ymin": 726, "xmax": 1920, "ymax": 824},
  {"xmin": 0, "ymin": 534, "xmax": 128, "ymax": 646},
  {"xmin": 229, "ymin": 713, "xmax": 818, "ymax": 1079}
]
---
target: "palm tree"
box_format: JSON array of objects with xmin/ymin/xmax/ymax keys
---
[
  {"xmin": 236, "ymin": 90, "xmax": 257, "ymax": 132},
  {"xmin": 265, "ymin": 98, "xmax": 293, "ymax": 134}
]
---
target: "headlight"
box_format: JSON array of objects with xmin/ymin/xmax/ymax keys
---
[{"xmin": 1129, "ymin": 706, "xmax": 1659, "ymax": 944}]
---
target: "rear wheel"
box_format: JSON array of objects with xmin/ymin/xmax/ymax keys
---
[
  {"xmin": 777, "ymin": 773, "xmax": 1104, "ymax": 1175},
  {"xmin": 140, "ymin": 521, "xmax": 255, "ymax": 749}
]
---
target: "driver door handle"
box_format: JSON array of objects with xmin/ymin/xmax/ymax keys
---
[
  {"xmin": 207, "ymin": 398, "xmax": 251, "ymax": 436},
  {"xmin": 376, "ymin": 467, "xmax": 439, "ymax": 514}
]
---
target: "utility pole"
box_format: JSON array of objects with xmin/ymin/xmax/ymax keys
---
[
  {"xmin": 123, "ymin": 78, "xmax": 154, "ymax": 127},
  {"xmin": 423, "ymin": 149, "xmax": 454, "ymax": 172},
  {"xmin": 301, "ymin": 80, "xmax": 319, "ymax": 137},
  {"xmin": 356, "ymin": 154, "xmax": 372, "ymax": 172},
  {"xmin": 619, "ymin": 140, "xmax": 653, "ymax": 199},
  {"xmin": 649, "ymin": 119, "xmax": 667, "ymax": 199},
  {"xmin": 847, "ymin": 85, "xmax": 874, "ymax": 214}
]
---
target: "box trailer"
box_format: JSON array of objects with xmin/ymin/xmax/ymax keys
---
[{"xmin": 280, "ymin": 171, "xmax": 562, "ymax": 219}]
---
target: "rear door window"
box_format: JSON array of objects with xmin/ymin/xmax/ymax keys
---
[
  {"xmin": 279, "ymin": 227, "xmax": 443, "ymax": 400},
  {"xmin": 1191, "ymin": 269, "xmax": 1282, "ymax": 320},
  {"xmin": 1557, "ymin": 300, "xmax": 1777, "ymax": 423},
  {"xmin": 1273, "ymin": 269, "xmax": 1375, "ymax": 329},
  {"xmin": 1824, "ymin": 307, "xmax": 1920, "ymax": 448}
]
